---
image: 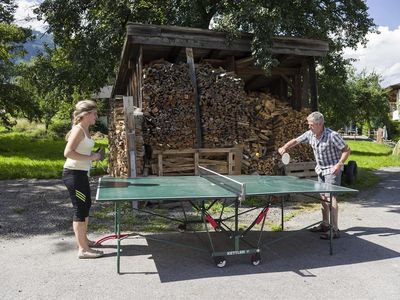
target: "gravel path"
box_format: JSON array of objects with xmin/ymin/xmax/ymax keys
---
[{"xmin": 0, "ymin": 176, "xmax": 306, "ymax": 238}]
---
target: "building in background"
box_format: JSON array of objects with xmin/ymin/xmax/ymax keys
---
[{"xmin": 387, "ymin": 83, "xmax": 400, "ymax": 121}]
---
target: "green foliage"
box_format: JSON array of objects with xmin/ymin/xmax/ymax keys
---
[
  {"xmin": 92, "ymin": 119, "xmax": 108, "ymax": 134},
  {"xmin": 13, "ymin": 118, "xmax": 46, "ymax": 136},
  {"xmin": 348, "ymin": 71, "xmax": 390, "ymax": 129},
  {"xmin": 0, "ymin": 23, "xmax": 38, "ymax": 127},
  {"xmin": 33, "ymin": 0, "xmax": 376, "ymax": 94},
  {"xmin": 319, "ymin": 66, "xmax": 390, "ymax": 131},
  {"xmin": 0, "ymin": 0, "xmax": 17, "ymax": 23},
  {"xmin": 318, "ymin": 54, "xmax": 354, "ymax": 129},
  {"xmin": 388, "ymin": 120, "xmax": 400, "ymax": 142},
  {"xmin": 48, "ymin": 118, "xmax": 71, "ymax": 138},
  {"xmin": 0, "ymin": 1, "xmax": 36, "ymax": 128}
]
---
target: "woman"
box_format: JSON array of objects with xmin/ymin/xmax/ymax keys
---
[{"xmin": 62, "ymin": 100, "xmax": 103, "ymax": 259}]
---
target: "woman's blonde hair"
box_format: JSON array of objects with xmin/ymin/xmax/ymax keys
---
[{"xmin": 65, "ymin": 100, "xmax": 97, "ymax": 140}]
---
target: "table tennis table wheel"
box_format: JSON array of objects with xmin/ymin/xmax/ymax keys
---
[
  {"xmin": 177, "ymin": 224, "xmax": 186, "ymax": 232},
  {"xmin": 251, "ymin": 253, "xmax": 261, "ymax": 266},
  {"xmin": 214, "ymin": 256, "xmax": 226, "ymax": 268}
]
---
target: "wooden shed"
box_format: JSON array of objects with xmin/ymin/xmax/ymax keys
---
[{"xmin": 109, "ymin": 23, "xmax": 329, "ymax": 177}]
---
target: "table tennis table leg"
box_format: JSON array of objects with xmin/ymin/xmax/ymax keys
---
[
  {"xmin": 281, "ymin": 195, "xmax": 285, "ymax": 230},
  {"xmin": 114, "ymin": 202, "xmax": 117, "ymax": 235},
  {"xmin": 329, "ymin": 193, "xmax": 333, "ymax": 255},
  {"xmin": 116, "ymin": 202, "xmax": 121, "ymax": 274}
]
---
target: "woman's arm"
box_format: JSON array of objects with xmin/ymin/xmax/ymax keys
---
[{"xmin": 64, "ymin": 126, "xmax": 100, "ymax": 161}]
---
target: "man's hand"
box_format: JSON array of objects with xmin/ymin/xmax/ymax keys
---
[
  {"xmin": 331, "ymin": 162, "xmax": 344, "ymax": 175},
  {"xmin": 278, "ymin": 147, "xmax": 286, "ymax": 156}
]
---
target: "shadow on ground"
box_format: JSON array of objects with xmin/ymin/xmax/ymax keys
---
[{"xmin": 102, "ymin": 226, "xmax": 400, "ymax": 282}]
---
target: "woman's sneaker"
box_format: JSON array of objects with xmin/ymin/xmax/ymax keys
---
[{"xmin": 78, "ymin": 249, "xmax": 104, "ymax": 259}]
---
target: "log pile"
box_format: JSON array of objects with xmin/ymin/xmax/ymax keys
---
[
  {"xmin": 196, "ymin": 63, "xmax": 248, "ymax": 148},
  {"xmin": 241, "ymin": 92, "xmax": 313, "ymax": 175},
  {"xmin": 107, "ymin": 99, "xmax": 145, "ymax": 177},
  {"xmin": 109, "ymin": 61, "xmax": 314, "ymax": 177},
  {"xmin": 142, "ymin": 61, "xmax": 248, "ymax": 150},
  {"xmin": 107, "ymin": 98, "xmax": 129, "ymax": 177},
  {"xmin": 142, "ymin": 61, "xmax": 196, "ymax": 149}
]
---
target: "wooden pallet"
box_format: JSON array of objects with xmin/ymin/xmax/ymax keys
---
[
  {"xmin": 152, "ymin": 146, "xmax": 243, "ymax": 176},
  {"xmin": 284, "ymin": 161, "xmax": 317, "ymax": 180}
]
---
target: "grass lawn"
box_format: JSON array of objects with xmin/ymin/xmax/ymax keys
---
[
  {"xmin": 346, "ymin": 140, "xmax": 400, "ymax": 190},
  {"xmin": 0, "ymin": 130, "xmax": 398, "ymax": 187},
  {"xmin": 0, "ymin": 131, "xmax": 108, "ymax": 179}
]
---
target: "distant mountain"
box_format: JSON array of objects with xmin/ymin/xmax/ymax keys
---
[{"xmin": 18, "ymin": 30, "xmax": 54, "ymax": 62}]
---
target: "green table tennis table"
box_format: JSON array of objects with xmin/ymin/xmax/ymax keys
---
[{"xmin": 96, "ymin": 166, "xmax": 357, "ymax": 273}]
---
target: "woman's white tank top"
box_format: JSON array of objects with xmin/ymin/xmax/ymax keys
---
[{"xmin": 63, "ymin": 124, "xmax": 95, "ymax": 171}]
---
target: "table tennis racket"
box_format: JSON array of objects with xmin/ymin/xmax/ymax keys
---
[
  {"xmin": 100, "ymin": 181, "xmax": 160, "ymax": 188},
  {"xmin": 281, "ymin": 152, "xmax": 290, "ymax": 165},
  {"xmin": 95, "ymin": 147, "xmax": 106, "ymax": 161}
]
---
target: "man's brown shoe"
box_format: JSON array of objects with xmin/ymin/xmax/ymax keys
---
[
  {"xmin": 320, "ymin": 229, "xmax": 340, "ymax": 240},
  {"xmin": 309, "ymin": 223, "xmax": 330, "ymax": 233}
]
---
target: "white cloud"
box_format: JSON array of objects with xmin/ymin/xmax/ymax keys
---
[
  {"xmin": 14, "ymin": 0, "xmax": 47, "ymax": 32},
  {"xmin": 344, "ymin": 26, "xmax": 400, "ymax": 87}
]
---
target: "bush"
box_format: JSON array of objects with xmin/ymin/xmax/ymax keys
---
[
  {"xmin": 13, "ymin": 119, "xmax": 47, "ymax": 137},
  {"xmin": 92, "ymin": 119, "xmax": 108, "ymax": 134},
  {"xmin": 389, "ymin": 120, "xmax": 400, "ymax": 142},
  {"xmin": 48, "ymin": 119, "xmax": 71, "ymax": 139}
]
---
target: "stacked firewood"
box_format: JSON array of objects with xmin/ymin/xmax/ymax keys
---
[
  {"xmin": 142, "ymin": 61, "xmax": 248, "ymax": 150},
  {"xmin": 107, "ymin": 99, "xmax": 129, "ymax": 177},
  {"xmin": 142, "ymin": 61, "xmax": 196, "ymax": 149},
  {"xmin": 241, "ymin": 92, "xmax": 313, "ymax": 175},
  {"xmin": 196, "ymin": 63, "xmax": 248, "ymax": 148},
  {"xmin": 107, "ymin": 99, "xmax": 145, "ymax": 177},
  {"xmin": 109, "ymin": 61, "xmax": 315, "ymax": 177}
]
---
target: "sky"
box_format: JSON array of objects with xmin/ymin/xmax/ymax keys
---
[
  {"xmin": 14, "ymin": 0, "xmax": 46, "ymax": 32},
  {"xmin": 343, "ymin": 0, "xmax": 400, "ymax": 87},
  {"xmin": 13, "ymin": 0, "xmax": 400, "ymax": 87}
]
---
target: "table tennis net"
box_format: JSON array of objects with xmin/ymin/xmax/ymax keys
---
[{"xmin": 198, "ymin": 166, "xmax": 245, "ymax": 197}]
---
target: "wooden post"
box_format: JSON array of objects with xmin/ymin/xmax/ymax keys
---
[
  {"xmin": 186, "ymin": 47, "xmax": 203, "ymax": 148},
  {"xmin": 301, "ymin": 59, "xmax": 310, "ymax": 108},
  {"xmin": 138, "ymin": 45, "xmax": 143, "ymax": 110},
  {"xmin": 123, "ymin": 96, "xmax": 136, "ymax": 178},
  {"xmin": 194, "ymin": 151, "xmax": 199, "ymax": 175},
  {"xmin": 294, "ymin": 73, "xmax": 302, "ymax": 111},
  {"xmin": 308, "ymin": 57, "xmax": 318, "ymax": 111}
]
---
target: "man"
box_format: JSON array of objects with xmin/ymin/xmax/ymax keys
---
[{"xmin": 278, "ymin": 111, "xmax": 351, "ymax": 239}]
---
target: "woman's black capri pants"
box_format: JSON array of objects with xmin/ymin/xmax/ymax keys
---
[{"xmin": 62, "ymin": 168, "xmax": 92, "ymax": 222}]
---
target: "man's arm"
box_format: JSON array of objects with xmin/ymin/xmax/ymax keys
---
[
  {"xmin": 278, "ymin": 138, "xmax": 300, "ymax": 155},
  {"xmin": 332, "ymin": 145, "xmax": 351, "ymax": 175}
]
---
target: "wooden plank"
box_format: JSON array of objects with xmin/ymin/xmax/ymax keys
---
[
  {"xmin": 158, "ymin": 153, "xmax": 163, "ymax": 176},
  {"xmin": 194, "ymin": 152, "xmax": 199, "ymax": 175},
  {"xmin": 123, "ymin": 96, "xmax": 136, "ymax": 177},
  {"xmin": 153, "ymin": 147, "xmax": 243, "ymax": 176},
  {"xmin": 308, "ymin": 56, "xmax": 318, "ymax": 111},
  {"xmin": 284, "ymin": 162, "xmax": 317, "ymax": 179},
  {"xmin": 138, "ymin": 45, "xmax": 143, "ymax": 109},
  {"xmin": 228, "ymin": 152, "xmax": 234, "ymax": 174},
  {"xmin": 233, "ymin": 147, "xmax": 243, "ymax": 175},
  {"xmin": 153, "ymin": 149, "xmax": 196, "ymax": 155}
]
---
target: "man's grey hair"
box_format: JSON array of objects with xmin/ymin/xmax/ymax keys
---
[{"xmin": 307, "ymin": 111, "xmax": 324, "ymax": 124}]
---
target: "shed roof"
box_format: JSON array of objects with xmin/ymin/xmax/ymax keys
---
[{"xmin": 113, "ymin": 23, "xmax": 329, "ymax": 96}]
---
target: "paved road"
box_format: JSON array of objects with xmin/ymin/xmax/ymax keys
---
[{"xmin": 0, "ymin": 168, "xmax": 399, "ymax": 299}]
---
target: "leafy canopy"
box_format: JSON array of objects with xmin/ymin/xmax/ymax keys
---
[
  {"xmin": 0, "ymin": 0, "xmax": 36, "ymax": 128},
  {"xmin": 35, "ymin": 0, "xmax": 376, "ymax": 88}
]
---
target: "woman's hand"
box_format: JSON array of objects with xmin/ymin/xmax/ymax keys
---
[{"xmin": 91, "ymin": 152, "xmax": 101, "ymax": 161}]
